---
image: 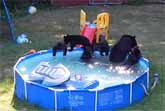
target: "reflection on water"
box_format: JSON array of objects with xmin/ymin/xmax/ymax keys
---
[{"xmin": 17, "ymin": 50, "xmax": 148, "ymax": 89}]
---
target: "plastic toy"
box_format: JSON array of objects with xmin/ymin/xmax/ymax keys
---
[
  {"xmin": 80, "ymin": 9, "xmax": 86, "ymax": 35},
  {"xmin": 82, "ymin": 24, "xmax": 97, "ymax": 44},
  {"xmin": 80, "ymin": 9, "xmax": 110, "ymax": 44},
  {"xmin": 28, "ymin": 49, "xmax": 36, "ymax": 55},
  {"xmin": 95, "ymin": 12, "xmax": 110, "ymax": 43},
  {"xmin": 28, "ymin": 6, "xmax": 37, "ymax": 14},
  {"xmin": 16, "ymin": 34, "xmax": 29, "ymax": 44}
]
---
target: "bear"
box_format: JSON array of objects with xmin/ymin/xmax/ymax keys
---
[
  {"xmin": 81, "ymin": 46, "xmax": 92, "ymax": 60},
  {"xmin": 99, "ymin": 40, "xmax": 110, "ymax": 56},
  {"xmin": 91, "ymin": 34, "xmax": 110, "ymax": 56},
  {"xmin": 52, "ymin": 42, "xmax": 67, "ymax": 56},
  {"xmin": 63, "ymin": 34, "xmax": 93, "ymax": 60},
  {"xmin": 64, "ymin": 34, "xmax": 92, "ymax": 51},
  {"xmin": 98, "ymin": 35, "xmax": 110, "ymax": 56},
  {"xmin": 125, "ymin": 46, "xmax": 141, "ymax": 66},
  {"xmin": 109, "ymin": 34, "xmax": 140, "ymax": 66}
]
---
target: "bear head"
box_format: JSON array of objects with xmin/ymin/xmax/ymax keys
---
[
  {"xmin": 63, "ymin": 34, "xmax": 70, "ymax": 44},
  {"xmin": 121, "ymin": 34, "xmax": 137, "ymax": 48}
]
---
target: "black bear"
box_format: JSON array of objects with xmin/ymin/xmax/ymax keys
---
[
  {"xmin": 125, "ymin": 46, "xmax": 141, "ymax": 66},
  {"xmin": 99, "ymin": 37, "xmax": 110, "ymax": 56},
  {"xmin": 81, "ymin": 46, "xmax": 92, "ymax": 60},
  {"xmin": 64, "ymin": 34, "xmax": 91, "ymax": 50},
  {"xmin": 92, "ymin": 34, "xmax": 110, "ymax": 56},
  {"xmin": 52, "ymin": 42, "xmax": 67, "ymax": 56},
  {"xmin": 109, "ymin": 34, "xmax": 141, "ymax": 66},
  {"xmin": 63, "ymin": 34, "xmax": 93, "ymax": 60}
]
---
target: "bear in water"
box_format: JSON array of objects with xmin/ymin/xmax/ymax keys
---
[
  {"xmin": 52, "ymin": 42, "xmax": 67, "ymax": 56},
  {"xmin": 109, "ymin": 34, "xmax": 141, "ymax": 66},
  {"xmin": 64, "ymin": 34, "xmax": 93, "ymax": 60},
  {"xmin": 126, "ymin": 46, "xmax": 141, "ymax": 66},
  {"xmin": 99, "ymin": 34, "xmax": 110, "ymax": 56}
]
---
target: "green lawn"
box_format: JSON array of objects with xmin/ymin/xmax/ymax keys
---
[{"xmin": 0, "ymin": 4, "xmax": 165, "ymax": 111}]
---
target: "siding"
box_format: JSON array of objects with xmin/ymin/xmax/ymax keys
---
[
  {"xmin": 51, "ymin": 0, "xmax": 89, "ymax": 6},
  {"xmin": 51, "ymin": 0, "xmax": 127, "ymax": 6}
]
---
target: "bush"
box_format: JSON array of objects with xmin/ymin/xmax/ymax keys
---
[
  {"xmin": 2, "ymin": 0, "xmax": 51, "ymax": 12},
  {"xmin": 5, "ymin": 0, "xmax": 18, "ymax": 12},
  {"xmin": 128, "ymin": 0, "xmax": 144, "ymax": 5},
  {"xmin": 1, "ymin": 0, "xmax": 52, "ymax": 17}
]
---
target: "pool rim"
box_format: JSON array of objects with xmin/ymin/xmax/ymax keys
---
[
  {"xmin": 14, "ymin": 48, "xmax": 150, "ymax": 110},
  {"xmin": 13, "ymin": 48, "xmax": 150, "ymax": 92}
]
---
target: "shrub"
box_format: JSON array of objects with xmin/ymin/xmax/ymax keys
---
[
  {"xmin": 128, "ymin": 0, "xmax": 145, "ymax": 5},
  {"xmin": 2, "ymin": 0, "xmax": 51, "ymax": 12}
]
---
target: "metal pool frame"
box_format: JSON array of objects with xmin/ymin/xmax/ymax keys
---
[{"xmin": 14, "ymin": 49, "xmax": 149, "ymax": 111}]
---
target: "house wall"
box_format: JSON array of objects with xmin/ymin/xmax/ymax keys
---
[
  {"xmin": 50, "ymin": 0, "xmax": 128, "ymax": 6},
  {"xmin": 51, "ymin": 0, "xmax": 89, "ymax": 6},
  {"xmin": 145, "ymin": 0, "xmax": 165, "ymax": 3}
]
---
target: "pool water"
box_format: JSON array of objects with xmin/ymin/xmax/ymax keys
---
[{"xmin": 16, "ymin": 49, "xmax": 148, "ymax": 89}]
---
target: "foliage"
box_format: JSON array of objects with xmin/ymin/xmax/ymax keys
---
[
  {"xmin": 1, "ymin": 0, "xmax": 52, "ymax": 18},
  {"xmin": 2, "ymin": 0, "xmax": 51, "ymax": 13},
  {"xmin": 128, "ymin": 0, "xmax": 145, "ymax": 5}
]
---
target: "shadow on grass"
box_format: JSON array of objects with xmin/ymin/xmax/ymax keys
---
[
  {"xmin": 11, "ymin": 85, "xmax": 68, "ymax": 111},
  {"xmin": 10, "ymin": 85, "xmax": 48, "ymax": 111}
]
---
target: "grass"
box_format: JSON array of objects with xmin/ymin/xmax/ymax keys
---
[{"xmin": 0, "ymin": 4, "xmax": 165, "ymax": 111}]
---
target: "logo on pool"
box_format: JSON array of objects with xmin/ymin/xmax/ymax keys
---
[{"xmin": 32, "ymin": 62, "xmax": 67, "ymax": 79}]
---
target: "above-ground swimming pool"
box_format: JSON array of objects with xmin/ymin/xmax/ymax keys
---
[{"xmin": 14, "ymin": 48, "xmax": 149, "ymax": 111}]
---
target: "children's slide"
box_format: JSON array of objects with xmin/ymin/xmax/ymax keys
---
[{"xmin": 81, "ymin": 24, "xmax": 97, "ymax": 44}]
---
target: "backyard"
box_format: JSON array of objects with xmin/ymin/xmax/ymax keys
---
[{"xmin": 0, "ymin": 4, "xmax": 165, "ymax": 111}]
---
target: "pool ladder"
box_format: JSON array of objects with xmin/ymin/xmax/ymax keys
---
[{"xmin": 141, "ymin": 73, "xmax": 159, "ymax": 96}]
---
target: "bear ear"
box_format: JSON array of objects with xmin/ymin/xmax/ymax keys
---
[{"xmin": 132, "ymin": 36, "xmax": 136, "ymax": 38}]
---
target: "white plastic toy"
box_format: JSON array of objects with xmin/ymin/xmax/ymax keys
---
[
  {"xmin": 16, "ymin": 34, "xmax": 29, "ymax": 44},
  {"xmin": 28, "ymin": 6, "xmax": 37, "ymax": 14}
]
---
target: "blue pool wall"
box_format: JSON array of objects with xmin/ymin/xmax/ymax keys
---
[{"xmin": 14, "ymin": 49, "xmax": 149, "ymax": 111}]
